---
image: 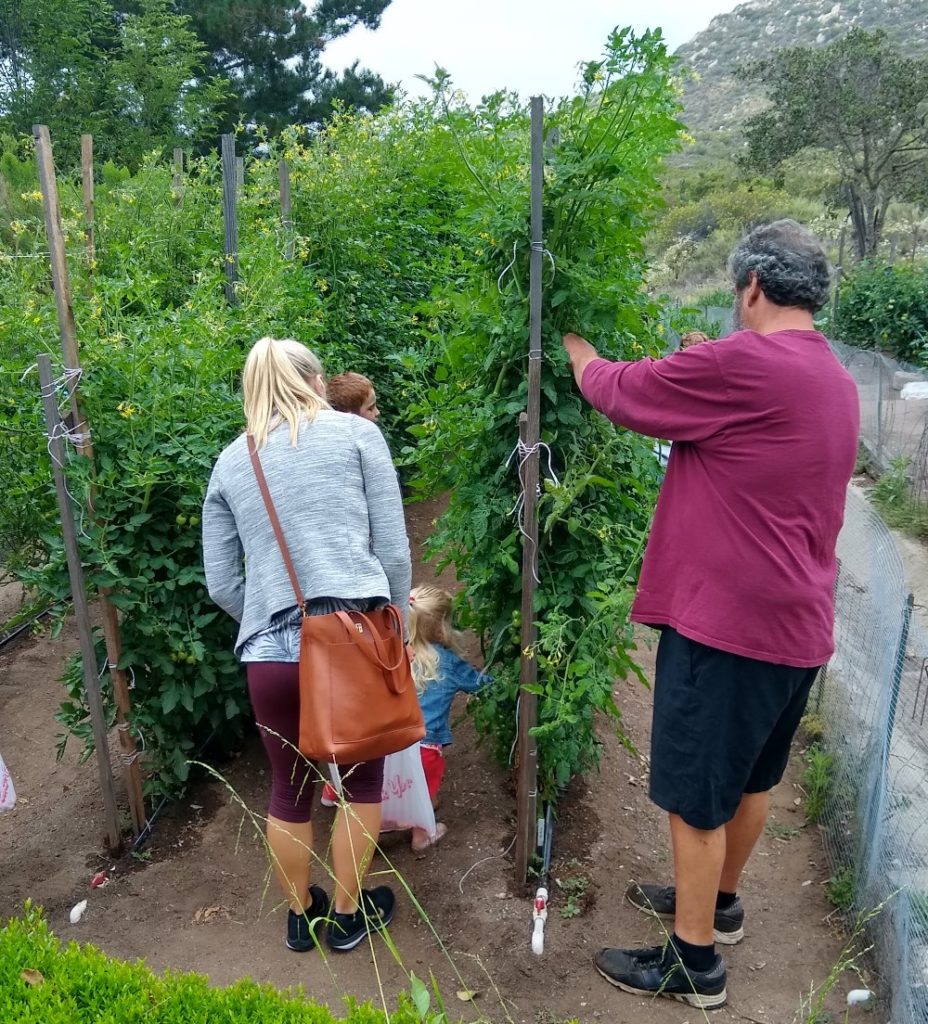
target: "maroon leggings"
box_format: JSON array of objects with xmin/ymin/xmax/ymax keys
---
[{"xmin": 246, "ymin": 662, "xmax": 385, "ymax": 823}]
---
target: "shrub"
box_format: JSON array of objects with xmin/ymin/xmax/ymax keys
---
[
  {"xmin": 835, "ymin": 263, "xmax": 928, "ymax": 363},
  {"xmin": 0, "ymin": 905, "xmax": 430, "ymax": 1023}
]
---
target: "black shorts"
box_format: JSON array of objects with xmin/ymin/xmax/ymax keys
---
[{"xmin": 649, "ymin": 627, "xmax": 820, "ymax": 831}]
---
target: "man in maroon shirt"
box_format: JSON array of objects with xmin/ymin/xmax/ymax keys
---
[{"xmin": 563, "ymin": 220, "xmax": 859, "ymax": 1009}]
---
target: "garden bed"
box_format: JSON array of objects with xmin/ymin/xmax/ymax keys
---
[{"xmin": 0, "ymin": 497, "xmax": 852, "ymax": 1023}]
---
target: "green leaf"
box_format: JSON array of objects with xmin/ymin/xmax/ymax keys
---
[{"xmin": 410, "ymin": 973, "xmax": 431, "ymax": 1018}]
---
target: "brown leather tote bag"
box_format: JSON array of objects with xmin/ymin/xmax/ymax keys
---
[{"xmin": 248, "ymin": 435, "xmax": 424, "ymax": 764}]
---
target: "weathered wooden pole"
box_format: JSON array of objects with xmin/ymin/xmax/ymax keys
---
[
  {"xmin": 173, "ymin": 147, "xmax": 184, "ymax": 208},
  {"xmin": 831, "ymin": 226, "xmax": 846, "ymax": 334},
  {"xmin": 221, "ymin": 134, "xmax": 239, "ymax": 305},
  {"xmin": 32, "ymin": 125, "xmax": 147, "ymax": 836},
  {"xmin": 279, "ymin": 159, "xmax": 294, "ymax": 260},
  {"xmin": 39, "ymin": 355, "xmax": 123, "ymax": 854},
  {"xmin": 80, "ymin": 134, "xmax": 95, "ymax": 266},
  {"xmin": 514, "ymin": 96, "xmax": 545, "ymax": 886}
]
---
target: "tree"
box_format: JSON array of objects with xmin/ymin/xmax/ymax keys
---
[
  {"xmin": 113, "ymin": 0, "xmax": 394, "ymax": 136},
  {"xmin": 0, "ymin": 0, "xmax": 224, "ymax": 168},
  {"xmin": 739, "ymin": 29, "xmax": 928, "ymax": 260}
]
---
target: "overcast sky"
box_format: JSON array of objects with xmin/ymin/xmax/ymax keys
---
[{"xmin": 322, "ymin": 0, "xmax": 745, "ymax": 101}]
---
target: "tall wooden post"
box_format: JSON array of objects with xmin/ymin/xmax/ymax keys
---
[
  {"xmin": 39, "ymin": 356, "xmax": 123, "ymax": 854},
  {"xmin": 221, "ymin": 134, "xmax": 239, "ymax": 305},
  {"xmin": 514, "ymin": 96, "xmax": 545, "ymax": 885},
  {"xmin": 80, "ymin": 134, "xmax": 95, "ymax": 266},
  {"xmin": 831, "ymin": 226, "xmax": 846, "ymax": 334},
  {"xmin": 173, "ymin": 148, "xmax": 184, "ymax": 208},
  {"xmin": 32, "ymin": 125, "xmax": 147, "ymax": 836},
  {"xmin": 279, "ymin": 159, "xmax": 294, "ymax": 260}
]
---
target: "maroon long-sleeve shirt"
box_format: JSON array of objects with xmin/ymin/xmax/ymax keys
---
[{"xmin": 580, "ymin": 329, "xmax": 859, "ymax": 667}]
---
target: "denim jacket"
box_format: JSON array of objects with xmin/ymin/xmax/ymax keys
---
[{"xmin": 418, "ymin": 644, "xmax": 490, "ymax": 747}]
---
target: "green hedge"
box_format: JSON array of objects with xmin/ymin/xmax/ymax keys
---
[
  {"xmin": 835, "ymin": 263, "xmax": 928, "ymax": 364},
  {"xmin": 0, "ymin": 906, "xmax": 428, "ymax": 1024}
]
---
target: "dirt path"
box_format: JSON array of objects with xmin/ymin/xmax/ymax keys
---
[{"xmin": 0, "ymin": 497, "xmax": 854, "ymax": 1023}]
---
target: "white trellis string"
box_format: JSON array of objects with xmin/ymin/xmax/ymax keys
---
[
  {"xmin": 497, "ymin": 239, "xmax": 557, "ymax": 293},
  {"xmin": 497, "ymin": 239, "xmax": 518, "ymax": 292},
  {"xmin": 530, "ymin": 238, "xmax": 557, "ymax": 278},
  {"xmin": 506, "ymin": 438, "xmax": 560, "ymax": 585}
]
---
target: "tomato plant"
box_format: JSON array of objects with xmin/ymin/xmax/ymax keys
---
[{"xmin": 0, "ymin": 28, "xmax": 683, "ymax": 798}]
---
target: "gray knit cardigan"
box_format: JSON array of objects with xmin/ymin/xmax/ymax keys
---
[{"xmin": 202, "ymin": 410, "xmax": 411, "ymax": 655}]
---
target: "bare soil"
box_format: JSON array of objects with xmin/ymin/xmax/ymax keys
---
[{"xmin": 0, "ymin": 497, "xmax": 856, "ymax": 1023}]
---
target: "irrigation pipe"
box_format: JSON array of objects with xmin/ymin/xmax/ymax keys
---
[
  {"xmin": 0, "ymin": 600, "xmax": 65, "ymax": 651},
  {"xmin": 129, "ymin": 726, "xmax": 220, "ymax": 854}
]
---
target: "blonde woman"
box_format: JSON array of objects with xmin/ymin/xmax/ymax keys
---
[{"xmin": 202, "ymin": 337, "xmax": 411, "ymax": 954}]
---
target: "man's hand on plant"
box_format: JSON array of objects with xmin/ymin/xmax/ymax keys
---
[{"xmin": 562, "ymin": 333, "xmax": 600, "ymax": 389}]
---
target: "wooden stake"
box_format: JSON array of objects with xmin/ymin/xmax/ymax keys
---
[
  {"xmin": 279, "ymin": 159, "xmax": 294, "ymax": 260},
  {"xmin": 80, "ymin": 134, "xmax": 95, "ymax": 266},
  {"xmin": 515, "ymin": 96, "xmax": 545, "ymax": 886},
  {"xmin": 831, "ymin": 226, "xmax": 846, "ymax": 331},
  {"xmin": 33, "ymin": 125, "xmax": 147, "ymax": 836},
  {"xmin": 221, "ymin": 134, "xmax": 239, "ymax": 305},
  {"xmin": 38, "ymin": 355, "xmax": 123, "ymax": 854},
  {"xmin": 173, "ymin": 148, "xmax": 184, "ymax": 208}
]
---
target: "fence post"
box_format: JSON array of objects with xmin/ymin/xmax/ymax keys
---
[
  {"xmin": 221, "ymin": 134, "xmax": 239, "ymax": 305},
  {"xmin": 514, "ymin": 95, "xmax": 544, "ymax": 886},
  {"xmin": 38, "ymin": 355, "xmax": 123, "ymax": 854},
  {"xmin": 279, "ymin": 159, "xmax": 294, "ymax": 260},
  {"xmin": 861, "ymin": 592, "xmax": 913, "ymax": 890},
  {"xmin": 80, "ymin": 134, "xmax": 95, "ymax": 266},
  {"xmin": 831, "ymin": 226, "xmax": 846, "ymax": 331},
  {"xmin": 875, "ymin": 356, "xmax": 884, "ymax": 468},
  {"xmin": 172, "ymin": 147, "xmax": 184, "ymax": 207},
  {"xmin": 32, "ymin": 124, "xmax": 147, "ymax": 836}
]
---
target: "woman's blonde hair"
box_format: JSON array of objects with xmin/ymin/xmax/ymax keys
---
[
  {"xmin": 408, "ymin": 585, "xmax": 463, "ymax": 692},
  {"xmin": 242, "ymin": 337, "xmax": 330, "ymax": 447}
]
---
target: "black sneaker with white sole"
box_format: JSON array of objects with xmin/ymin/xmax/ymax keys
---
[
  {"xmin": 287, "ymin": 884, "xmax": 330, "ymax": 952},
  {"xmin": 595, "ymin": 942, "xmax": 727, "ymax": 1009},
  {"xmin": 625, "ymin": 882, "xmax": 745, "ymax": 945},
  {"xmin": 326, "ymin": 886, "xmax": 395, "ymax": 952}
]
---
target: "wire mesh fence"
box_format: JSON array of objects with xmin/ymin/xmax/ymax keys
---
[
  {"xmin": 816, "ymin": 486, "xmax": 928, "ymax": 1022},
  {"xmin": 831, "ymin": 341, "xmax": 928, "ymax": 500}
]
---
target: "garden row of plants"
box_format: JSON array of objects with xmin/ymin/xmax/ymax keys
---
[{"xmin": 0, "ymin": 29, "xmax": 684, "ymax": 800}]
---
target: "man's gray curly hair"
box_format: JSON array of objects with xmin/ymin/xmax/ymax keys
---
[{"xmin": 728, "ymin": 219, "xmax": 831, "ymax": 313}]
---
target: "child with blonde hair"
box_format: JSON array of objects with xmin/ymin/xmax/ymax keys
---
[
  {"xmin": 406, "ymin": 584, "xmax": 490, "ymax": 851},
  {"xmin": 321, "ymin": 584, "xmax": 489, "ymax": 852}
]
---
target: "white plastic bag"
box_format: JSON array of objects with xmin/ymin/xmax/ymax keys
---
[
  {"xmin": 0, "ymin": 752, "xmax": 16, "ymax": 813},
  {"xmin": 381, "ymin": 744, "xmax": 437, "ymax": 835},
  {"xmin": 327, "ymin": 744, "xmax": 438, "ymax": 836}
]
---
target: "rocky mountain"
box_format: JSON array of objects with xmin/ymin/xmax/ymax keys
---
[{"xmin": 677, "ymin": 0, "xmax": 928, "ymax": 133}]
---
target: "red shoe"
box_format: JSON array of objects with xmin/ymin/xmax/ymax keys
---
[{"xmin": 320, "ymin": 782, "xmax": 339, "ymax": 807}]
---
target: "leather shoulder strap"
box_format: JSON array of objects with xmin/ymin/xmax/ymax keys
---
[{"xmin": 247, "ymin": 433, "xmax": 305, "ymax": 610}]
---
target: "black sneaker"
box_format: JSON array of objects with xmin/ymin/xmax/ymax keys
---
[
  {"xmin": 625, "ymin": 883, "xmax": 745, "ymax": 945},
  {"xmin": 595, "ymin": 942, "xmax": 727, "ymax": 1009},
  {"xmin": 287, "ymin": 884, "xmax": 330, "ymax": 952},
  {"xmin": 326, "ymin": 886, "xmax": 395, "ymax": 953}
]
